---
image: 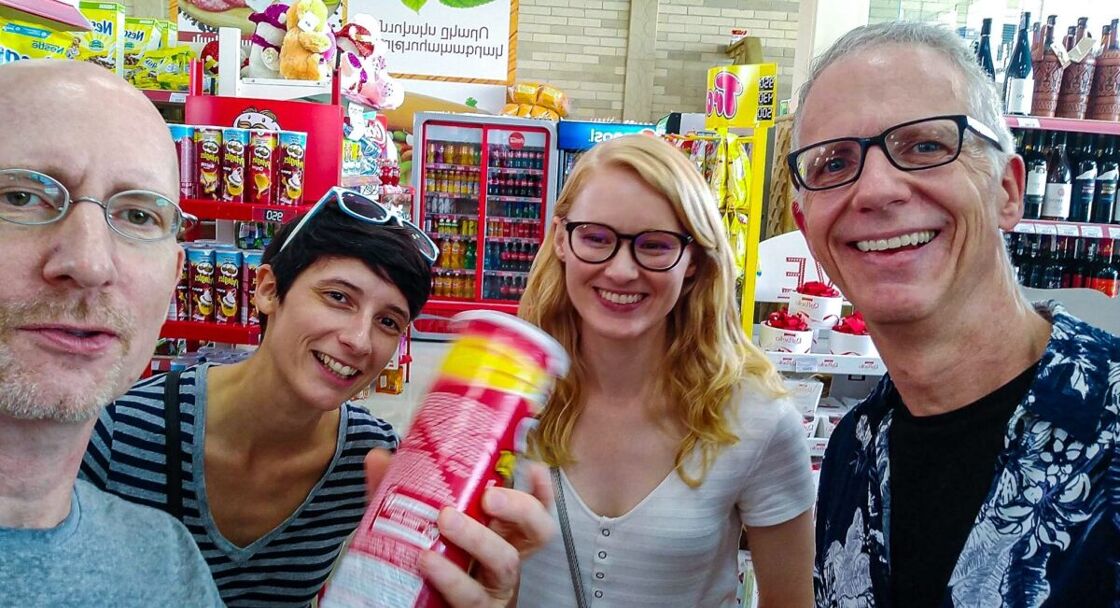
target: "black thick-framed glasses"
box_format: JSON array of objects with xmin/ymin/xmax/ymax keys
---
[
  {"xmin": 562, "ymin": 220, "xmax": 693, "ymax": 272},
  {"xmin": 787, "ymin": 114, "xmax": 1005, "ymax": 191},
  {"xmin": 279, "ymin": 187, "xmax": 438, "ymax": 265},
  {"xmin": 0, "ymin": 168, "xmax": 192, "ymax": 241}
]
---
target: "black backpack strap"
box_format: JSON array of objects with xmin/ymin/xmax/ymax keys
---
[{"xmin": 163, "ymin": 371, "xmax": 184, "ymax": 520}]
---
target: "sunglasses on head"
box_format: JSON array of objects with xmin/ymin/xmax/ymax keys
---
[{"xmin": 278, "ymin": 187, "xmax": 439, "ymax": 265}]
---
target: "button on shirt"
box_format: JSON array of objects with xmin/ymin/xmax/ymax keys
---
[{"xmin": 518, "ymin": 387, "xmax": 815, "ymax": 607}]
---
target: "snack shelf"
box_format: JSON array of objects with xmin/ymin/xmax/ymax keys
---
[
  {"xmin": 1011, "ymin": 219, "xmax": 1120, "ymax": 239},
  {"xmin": 161, "ymin": 321, "xmax": 260, "ymax": 345},
  {"xmin": 1004, "ymin": 115, "xmax": 1120, "ymax": 135},
  {"xmin": 764, "ymin": 351, "xmax": 886, "ymax": 376},
  {"xmin": 0, "ymin": 0, "xmax": 90, "ymax": 31},
  {"xmin": 143, "ymin": 90, "xmax": 188, "ymax": 105},
  {"xmin": 180, "ymin": 199, "xmax": 314, "ymax": 223}
]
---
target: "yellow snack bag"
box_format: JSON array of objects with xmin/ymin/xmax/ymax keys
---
[
  {"xmin": 528, "ymin": 105, "xmax": 553, "ymax": 119},
  {"xmin": 508, "ymin": 82, "xmax": 539, "ymax": 105},
  {"xmin": 124, "ymin": 18, "xmax": 161, "ymax": 85},
  {"xmin": 500, "ymin": 103, "xmax": 520, "ymax": 116},
  {"xmin": 0, "ymin": 18, "xmax": 81, "ymax": 63},
  {"xmin": 516, "ymin": 103, "xmax": 534, "ymax": 117},
  {"xmin": 536, "ymin": 85, "xmax": 571, "ymax": 117},
  {"xmin": 77, "ymin": 2, "xmax": 126, "ymax": 75}
]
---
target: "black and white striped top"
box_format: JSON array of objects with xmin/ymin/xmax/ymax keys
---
[{"xmin": 80, "ymin": 364, "xmax": 398, "ymax": 607}]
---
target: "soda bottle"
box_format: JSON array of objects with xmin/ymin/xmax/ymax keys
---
[
  {"xmin": 466, "ymin": 276, "xmax": 476, "ymax": 298},
  {"xmin": 427, "ymin": 143, "xmax": 436, "ymax": 165}
]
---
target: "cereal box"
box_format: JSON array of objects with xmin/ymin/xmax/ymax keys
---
[
  {"xmin": 214, "ymin": 249, "xmax": 243, "ymax": 325},
  {"xmin": 0, "ymin": 18, "xmax": 81, "ymax": 64},
  {"xmin": 77, "ymin": 2, "xmax": 126, "ymax": 75},
  {"xmin": 221, "ymin": 128, "xmax": 250, "ymax": 203},
  {"xmin": 123, "ymin": 17, "xmax": 161, "ymax": 84}
]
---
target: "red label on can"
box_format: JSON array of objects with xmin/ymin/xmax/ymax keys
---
[
  {"xmin": 195, "ymin": 128, "xmax": 223, "ymax": 200},
  {"xmin": 248, "ymin": 130, "xmax": 279, "ymax": 205}
]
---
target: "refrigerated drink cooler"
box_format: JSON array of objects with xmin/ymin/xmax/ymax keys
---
[
  {"xmin": 411, "ymin": 112, "xmax": 559, "ymax": 338},
  {"xmin": 556, "ymin": 120, "xmax": 656, "ymax": 192}
]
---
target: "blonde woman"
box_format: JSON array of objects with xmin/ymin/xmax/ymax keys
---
[{"xmin": 516, "ymin": 135, "xmax": 814, "ymax": 607}]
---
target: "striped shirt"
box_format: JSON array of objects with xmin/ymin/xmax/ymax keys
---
[{"xmin": 80, "ymin": 363, "xmax": 399, "ymax": 607}]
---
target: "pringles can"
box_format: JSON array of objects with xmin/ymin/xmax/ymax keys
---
[
  {"xmin": 247, "ymin": 129, "xmax": 279, "ymax": 204},
  {"xmin": 321, "ymin": 311, "xmax": 569, "ymax": 608},
  {"xmin": 276, "ymin": 130, "xmax": 308, "ymax": 206},
  {"xmin": 221, "ymin": 127, "xmax": 250, "ymax": 203},
  {"xmin": 194, "ymin": 127, "xmax": 223, "ymax": 200}
]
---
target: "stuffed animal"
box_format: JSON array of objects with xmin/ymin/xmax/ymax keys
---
[
  {"xmin": 244, "ymin": 2, "xmax": 288, "ymax": 79},
  {"xmin": 278, "ymin": 0, "xmax": 332, "ymax": 81},
  {"xmin": 334, "ymin": 14, "xmax": 403, "ymax": 110}
]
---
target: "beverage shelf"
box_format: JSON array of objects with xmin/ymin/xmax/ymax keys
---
[
  {"xmin": 764, "ymin": 351, "xmax": 886, "ymax": 376},
  {"xmin": 432, "ymin": 268, "xmax": 476, "ymax": 275},
  {"xmin": 487, "ymin": 194, "xmax": 542, "ymax": 203},
  {"xmin": 180, "ymin": 199, "xmax": 313, "ymax": 223},
  {"xmin": 487, "ymin": 236, "xmax": 542, "ymax": 244},
  {"xmin": 0, "ymin": 0, "xmax": 90, "ymax": 30},
  {"xmin": 486, "ymin": 270, "xmax": 531, "ymax": 277},
  {"xmin": 486, "ymin": 216, "xmax": 540, "ymax": 223},
  {"xmin": 426, "ymin": 163, "xmax": 480, "ymax": 172},
  {"xmin": 143, "ymin": 90, "xmax": 188, "ymax": 105},
  {"xmin": 161, "ymin": 321, "xmax": 261, "ymax": 345},
  {"xmin": 427, "ymin": 232, "xmax": 478, "ymax": 241},
  {"xmin": 426, "ymin": 212, "xmax": 476, "ymax": 220},
  {"xmin": 1012, "ymin": 219, "xmax": 1120, "ymax": 239},
  {"xmin": 1005, "ymin": 115, "xmax": 1120, "ymax": 136},
  {"xmin": 488, "ymin": 167, "xmax": 545, "ymax": 176}
]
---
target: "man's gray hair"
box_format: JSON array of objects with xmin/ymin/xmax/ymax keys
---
[{"xmin": 792, "ymin": 21, "xmax": 1015, "ymax": 161}]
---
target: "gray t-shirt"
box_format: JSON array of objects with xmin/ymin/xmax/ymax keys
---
[{"xmin": 0, "ymin": 479, "xmax": 223, "ymax": 607}]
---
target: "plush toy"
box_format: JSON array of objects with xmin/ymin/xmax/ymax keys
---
[
  {"xmin": 200, "ymin": 40, "xmax": 220, "ymax": 76},
  {"xmin": 334, "ymin": 14, "xmax": 403, "ymax": 110},
  {"xmin": 278, "ymin": 0, "xmax": 332, "ymax": 81},
  {"xmin": 244, "ymin": 2, "xmax": 288, "ymax": 79}
]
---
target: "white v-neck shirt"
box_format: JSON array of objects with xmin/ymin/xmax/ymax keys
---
[{"xmin": 517, "ymin": 384, "xmax": 814, "ymax": 607}]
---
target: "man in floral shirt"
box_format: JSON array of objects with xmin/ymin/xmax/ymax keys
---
[{"xmin": 789, "ymin": 21, "xmax": 1119, "ymax": 608}]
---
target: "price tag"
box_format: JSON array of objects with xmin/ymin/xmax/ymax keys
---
[
  {"xmin": 1035, "ymin": 223, "xmax": 1057, "ymax": 235},
  {"xmin": 1056, "ymin": 224, "xmax": 1080, "ymax": 237},
  {"xmin": 794, "ymin": 356, "xmax": 819, "ymax": 374},
  {"xmin": 1080, "ymin": 225, "xmax": 1104, "ymax": 238},
  {"xmin": 1013, "ymin": 222, "xmax": 1036, "ymax": 234},
  {"xmin": 253, "ymin": 207, "xmax": 295, "ymax": 223},
  {"xmin": 1016, "ymin": 117, "xmax": 1041, "ymax": 129},
  {"xmin": 1109, "ymin": 227, "xmax": 1120, "ymax": 239},
  {"xmin": 169, "ymin": 92, "xmax": 187, "ymax": 103}
]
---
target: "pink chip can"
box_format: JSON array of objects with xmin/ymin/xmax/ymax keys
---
[{"xmin": 321, "ymin": 311, "xmax": 568, "ymax": 608}]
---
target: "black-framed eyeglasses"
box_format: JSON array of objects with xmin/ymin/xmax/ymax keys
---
[
  {"xmin": 279, "ymin": 187, "xmax": 438, "ymax": 265},
  {"xmin": 787, "ymin": 114, "xmax": 1005, "ymax": 192},
  {"xmin": 0, "ymin": 168, "xmax": 192, "ymax": 241},
  {"xmin": 562, "ymin": 220, "xmax": 693, "ymax": 272}
]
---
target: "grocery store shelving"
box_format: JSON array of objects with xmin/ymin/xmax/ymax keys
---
[
  {"xmin": 1005, "ymin": 115, "xmax": 1120, "ymax": 136},
  {"xmin": 1012, "ymin": 219, "xmax": 1120, "ymax": 240},
  {"xmin": 425, "ymin": 163, "xmax": 480, "ymax": 172},
  {"xmin": 143, "ymin": 90, "xmax": 188, "ymax": 105},
  {"xmin": 180, "ymin": 199, "xmax": 313, "ymax": 223},
  {"xmin": 0, "ymin": 0, "xmax": 89, "ymax": 30},
  {"xmin": 161, "ymin": 321, "xmax": 260, "ymax": 345},
  {"xmin": 764, "ymin": 351, "xmax": 886, "ymax": 376},
  {"xmin": 488, "ymin": 167, "xmax": 544, "ymax": 176},
  {"xmin": 339, "ymin": 174, "xmax": 381, "ymax": 188},
  {"xmin": 488, "ymin": 195, "xmax": 541, "ymax": 203}
]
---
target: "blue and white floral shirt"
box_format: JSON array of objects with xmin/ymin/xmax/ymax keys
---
[{"xmin": 814, "ymin": 303, "xmax": 1120, "ymax": 607}]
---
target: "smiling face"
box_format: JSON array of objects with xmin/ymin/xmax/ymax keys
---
[
  {"xmin": 0, "ymin": 61, "xmax": 183, "ymax": 423},
  {"xmin": 795, "ymin": 45, "xmax": 1023, "ymax": 326},
  {"xmin": 555, "ymin": 164, "xmax": 696, "ymax": 343},
  {"xmin": 255, "ymin": 256, "xmax": 409, "ymax": 410}
]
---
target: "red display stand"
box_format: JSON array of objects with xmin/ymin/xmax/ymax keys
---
[{"xmin": 183, "ymin": 62, "xmax": 344, "ymax": 206}]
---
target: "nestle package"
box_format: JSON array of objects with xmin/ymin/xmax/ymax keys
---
[
  {"xmin": 321, "ymin": 311, "xmax": 569, "ymax": 608},
  {"xmin": 77, "ymin": 2, "xmax": 126, "ymax": 75},
  {"xmin": 123, "ymin": 17, "xmax": 160, "ymax": 83},
  {"xmin": 0, "ymin": 18, "xmax": 81, "ymax": 64}
]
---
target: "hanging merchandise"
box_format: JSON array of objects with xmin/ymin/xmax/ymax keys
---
[
  {"xmin": 335, "ymin": 14, "xmax": 404, "ymax": 110},
  {"xmin": 277, "ymin": 0, "xmax": 335, "ymax": 81}
]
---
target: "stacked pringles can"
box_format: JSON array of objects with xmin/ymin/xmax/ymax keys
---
[
  {"xmin": 167, "ymin": 124, "xmax": 309, "ymax": 206},
  {"xmin": 170, "ymin": 241, "xmax": 264, "ymax": 329},
  {"xmin": 321, "ymin": 311, "xmax": 569, "ymax": 608}
]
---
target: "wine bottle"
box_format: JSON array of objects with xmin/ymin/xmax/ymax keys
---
[
  {"xmin": 1032, "ymin": 18, "xmax": 1064, "ymax": 117},
  {"xmin": 1088, "ymin": 21, "xmax": 1120, "ymax": 121},
  {"xmin": 977, "ymin": 18, "xmax": 996, "ymax": 80},
  {"xmin": 1057, "ymin": 17, "xmax": 1097, "ymax": 119},
  {"xmin": 1091, "ymin": 239, "xmax": 1120, "ymax": 297},
  {"xmin": 1004, "ymin": 12, "xmax": 1035, "ymax": 115},
  {"xmin": 1095, "ymin": 135, "xmax": 1120, "ymax": 224},
  {"xmin": 1024, "ymin": 130, "xmax": 1048, "ymax": 219},
  {"xmin": 1070, "ymin": 133, "xmax": 1098, "ymax": 222},
  {"xmin": 1042, "ymin": 131, "xmax": 1072, "ymax": 221}
]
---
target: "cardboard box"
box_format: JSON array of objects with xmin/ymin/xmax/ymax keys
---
[
  {"xmin": 158, "ymin": 19, "xmax": 178, "ymax": 48},
  {"xmin": 77, "ymin": 2, "xmax": 126, "ymax": 75},
  {"xmin": 123, "ymin": 17, "xmax": 161, "ymax": 75}
]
